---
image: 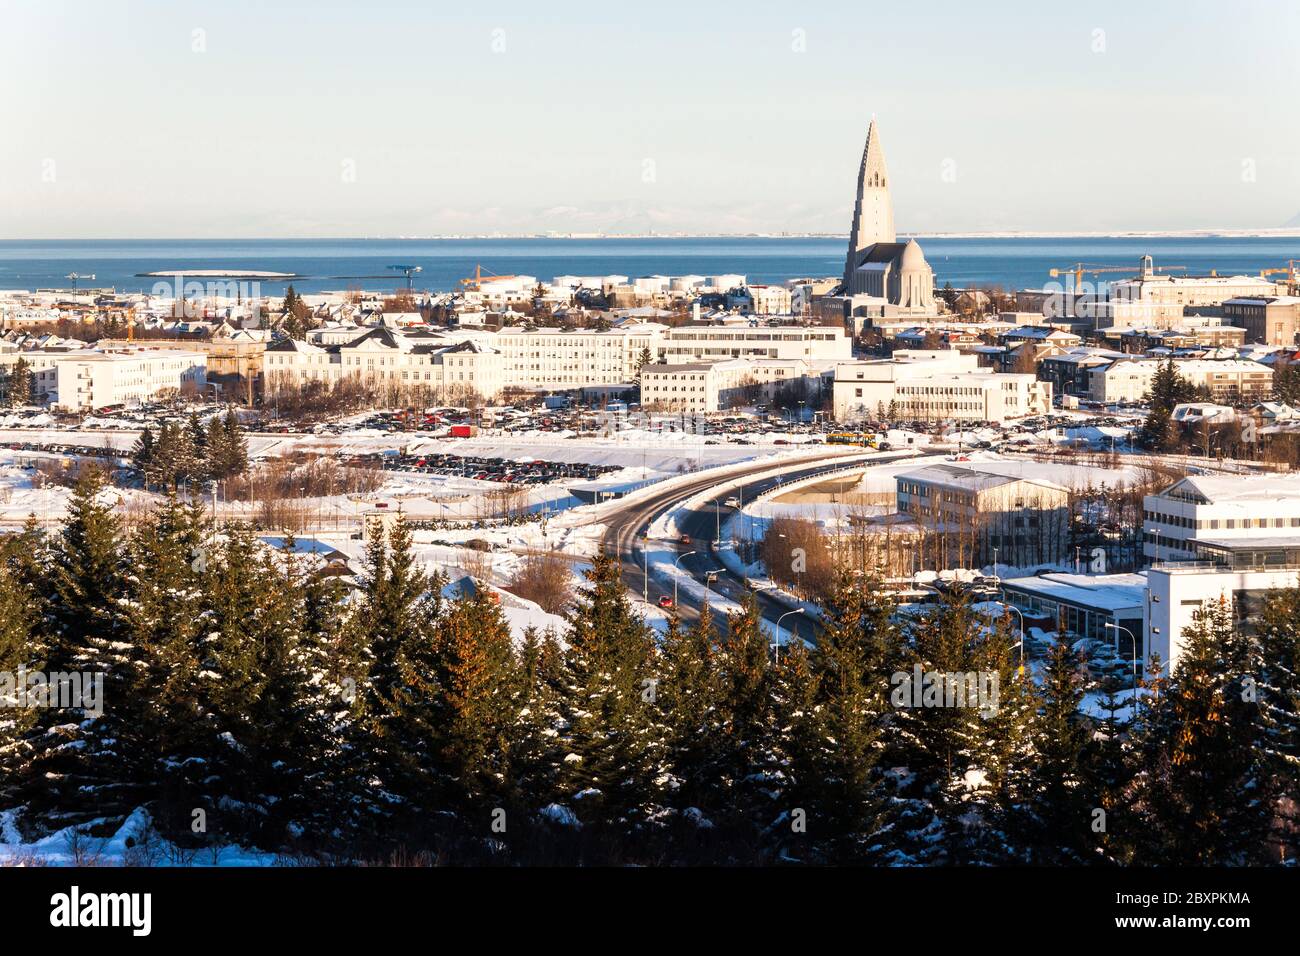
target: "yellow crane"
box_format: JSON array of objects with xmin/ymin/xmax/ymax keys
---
[
  {"xmin": 1259, "ymin": 260, "xmax": 1298, "ymax": 291},
  {"xmin": 459, "ymin": 264, "xmax": 517, "ymax": 291},
  {"xmin": 1049, "ymin": 262, "xmax": 1188, "ymax": 289}
]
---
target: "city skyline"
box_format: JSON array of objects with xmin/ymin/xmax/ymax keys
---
[{"xmin": 2, "ymin": 0, "xmax": 1299, "ymax": 239}]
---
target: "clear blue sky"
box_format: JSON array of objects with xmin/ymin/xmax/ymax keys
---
[{"xmin": 2, "ymin": 0, "xmax": 1297, "ymax": 237}]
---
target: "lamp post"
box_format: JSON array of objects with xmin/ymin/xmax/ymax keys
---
[
  {"xmin": 673, "ymin": 550, "xmax": 696, "ymax": 607},
  {"xmin": 1105, "ymin": 622, "xmax": 1140, "ymax": 715},
  {"xmin": 774, "ymin": 608, "xmax": 805, "ymax": 664},
  {"xmin": 1004, "ymin": 603, "xmax": 1025, "ymax": 674}
]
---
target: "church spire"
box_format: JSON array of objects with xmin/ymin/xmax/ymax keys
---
[{"xmin": 843, "ymin": 119, "xmax": 896, "ymax": 289}]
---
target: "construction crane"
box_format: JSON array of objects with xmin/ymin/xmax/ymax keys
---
[
  {"xmin": 65, "ymin": 272, "xmax": 95, "ymax": 291},
  {"xmin": 387, "ymin": 264, "xmax": 423, "ymax": 290},
  {"xmin": 1259, "ymin": 260, "xmax": 1299, "ymax": 290},
  {"xmin": 1049, "ymin": 261, "xmax": 1187, "ymax": 289},
  {"xmin": 459, "ymin": 263, "xmax": 518, "ymax": 291}
]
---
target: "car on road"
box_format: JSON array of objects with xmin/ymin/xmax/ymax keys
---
[
  {"xmin": 658, "ymin": 596, "xmax": 674, "ymax": 608},
  {"xmin": 724, "ymin": 496, "xmax": 740, "ymax": 508}
]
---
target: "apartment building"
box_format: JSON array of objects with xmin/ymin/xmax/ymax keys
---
[
  {"xmin": 1222, "ymin": 296, "xmax": 1300, "ymax": 346},
  {"xmin": 493, "ymin": 323, "xmax": 666, "ymax": 389},
  {"xmin": 1088, "ymin": 358, "xmax": 1273, "ymax": 405},
  {"xmin": 53, "ymin": 350, "xmax": 207, "ymax": 411},
  {"xmin": 1142, "ymin": 473, "xmax": 1300, "ymax": 562},
  {"xmin": 264, "ymin": 328, "xmax": 504, "ymax": 401},
  {"xmin": 639, "ymin": 358, "xmax": 817, "ymax": 413},
  {"xmin": 832, "ymin": 350, "xmax": 1050, "ymax": 423},
  {"xmin": 660, "ymin": 325, "xmax": 850, "ymax": 364},
  {"xmin": 1147, "ymin": 537, "xmax": 1300, "ymax": 674},
  {"xmin": 895, "ymin": 463, "xmax": 1071, "ymax": 567}
]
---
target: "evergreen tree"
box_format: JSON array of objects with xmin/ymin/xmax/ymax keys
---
[
  {"xmin": 800, "ymin": 576, "xmax": 893, "ymax": 863},
  {"xmin": 1248, "ymin": 588, "xmax": 1300, "ymax": 861},
  {"xmin": 345, "ymin": 516, "xmax": 437, "ymax": 831},
  {"xmin": 557, "ymin": 551, "xmax": 661, "ymax": 844},
  {"xmin": 0, "ymin": 557, "xmax": 43, "ymax": 792},
  {"xmin": 655, "ymin": 605, "xmax": 727, "ymax": 825},
  {"xmin": 7, "ymin": 357, "xmax": 33, "ymax": 407},
  {"xmin": 1019, "ymin": 637, "xmax": 1096, "ymax": 863},
  {"xmin": 131, "ymin": 427, "xmax": 156, "ymax": 486},
  {"xmin": 1130, "ymin": 599, "xmax": 1272, "ymax": 864}
]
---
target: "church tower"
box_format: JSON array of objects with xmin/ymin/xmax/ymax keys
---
[{"xmin": 842, "ymin": 119, "xmax": 896, "ymax": 289}]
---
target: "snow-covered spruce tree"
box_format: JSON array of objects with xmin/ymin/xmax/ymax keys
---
[
  {"xmin": 15, "ymin": 468, "xmax": 128, "ymax": 835},
  {"xmin": 796, "ymin": 575, "xmax": 901, "ymax": 863},
  {"xmin": 112, "ymin": 494, "xmax": 209, "ymax": 837},
  {"xmin": 175, "ymin": 524, "xmax": 342, "ymax": 852},
  {"xmin": 710, "ymin": 594, "xmax": 796, "ymax": 857},
  {"xmin": 881, "ymin": 592, "xmax": 1035, "ymax": 864},
  {"xmin": 421, "ymin": 589, "xmax": 534, "ymax": 851},
  {"xmin": 653, "ymin": 604, "xmax": 731, "ymax": 855},
  {"xmin": 343, "ymin": 515, "xmax": 439, "ymax": 841},
  {"xmin": 1129, "ymin": 599, "xmax": 1272, "ymax": 864},
  {"xmin": 556, "ymin": 551, "xmax": 662, "ymax": 854},
  {"xmin": 1017, "ymin": 636, "xmax": 1097, "ymax": 864},
  {"xmin": 0, "ymin": 549, "xmax": 44, "ymax": 804},
  {"xmin": 1255, "ymin": 587, "xmax": 1300, "ymax": 861},
  {"xmin": 1080, "ymin": 667, "xmax": 1138, "ymax": 864}
]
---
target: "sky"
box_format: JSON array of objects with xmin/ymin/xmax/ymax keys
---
[{"xmin": 2, "ymin": 0, "xmax": 1298, "ymax": 238}]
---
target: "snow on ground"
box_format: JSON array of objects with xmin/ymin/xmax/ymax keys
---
[
  {"xmin": 0, "ymin": 807, "xmax": 278, "ymax": 866},
  {"xmin": 0, "ymin": 449, "xmax": 153, "ymax": 526}
]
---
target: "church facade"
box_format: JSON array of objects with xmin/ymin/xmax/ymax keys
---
[{"xmin": 840, "ymin": 120, "xmax": 936, "ymax": 312}]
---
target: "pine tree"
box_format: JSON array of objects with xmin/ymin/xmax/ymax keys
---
[
  {"xmin": 557, "ymin": 551, "xmax": 661, "ymax": 844},
  {"xmin": 656, "ymin": 604, "xmax": 727, "ymax": 825},
  {"xmin": 221, "ymin": 409, "xmax": 248, "ymax": 478},
  {"xmin": 110, "ymin": 494, "xmax": 209, "ymax": 834},
  {"xmin": 800, "ymin": 576, "xmax": 894, "ymax": 863},
  {"xmin": 205, "ymin": 416, "xmax": 229, "ymax": 481},
  {"xmin": 1130, "ymin": 599, "xmax": 1272, "ymax": 864},
  {"xmin": 1247, "ymin": 588, "xmax": 1300, "ymax": 862},
  {"xmin": 7, "ymin": 357, "xmax": 33, "ymax": 407},
  {"xmin": 131, "ymin": 427, "xmax": 156, "ymax": 486},
  {"xmin": 1019, "ymin": 637, "xmax": 1096, "ymax": 863},
  {"xmin": 712, "ymin": 595, "xmax": 789, "ymax": 853},
  {"xmin": 345, "ymin": 516, "xmax": 438, "ymax": 832},
  {"xmin": 0, "ymin": 557, "xmax": 43, "ymax": 795}
]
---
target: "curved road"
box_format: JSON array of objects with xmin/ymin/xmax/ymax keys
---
[{"xmin": 599, "ymin": 451, "xmax": 917, "ymax": 640}]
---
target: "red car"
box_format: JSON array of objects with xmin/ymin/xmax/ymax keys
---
[{"xmin": 658, "ymin": 596, "xmax": 674, "ymax": 609}]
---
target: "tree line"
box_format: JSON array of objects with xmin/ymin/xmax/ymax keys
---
[
  {"xmin": 131, "ymin": 410, "xmax": 248, "ymax": 488},
  {"xmin": 0, "ymin": 469, "xmax": 1295, "ymax": 864}
]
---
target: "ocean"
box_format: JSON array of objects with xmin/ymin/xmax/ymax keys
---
[{"xmin": 0, "ymin": 236, "xmax": 1297, "ymax": 296}]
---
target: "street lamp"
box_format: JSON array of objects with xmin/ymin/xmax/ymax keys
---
[
  {"xmin": 673, "ymin": 550, "xmax": 696, "ymax": 607},
  {"xmin": 774, "ymin": 608, "xmax": 805, "ymax": 664},
  {"xmin": 1004, "ymin": 603, "xmax": 1025, "ymax": 674},
  {"xmin": 1104, "ymin": 622, "xmax": 1140, "ymax": 715}
]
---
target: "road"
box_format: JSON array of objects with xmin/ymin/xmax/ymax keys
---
[{"xmin": 599, "ymin": 450, "xmax": 917, "ymax": 643}]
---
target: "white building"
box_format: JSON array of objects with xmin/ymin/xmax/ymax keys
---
[
  {"xmin": 53, "ymin": 350, "xmax": 207, "ymax": 411},
  {"xmin": 660, "ymin": 325, "xmax": 849, "ymax": 364},
  {"xmin": 1142, "ymin": 473, "xmax": 1300, "ymax": 563},
  {"xmin": 1146, "ymin": 540, "xmax": 1300, "ymax": 675},
  {"xmin": 496, "ymin": 323, "xmax": 666, "ymax": 389},
  {"xmin": 264, "ymin": 328, "xmax": 503, "ymax": 402},
  {"xmin": 640, "ymin": 358, "xmax": 818, "ymax": 413},
  {"xmin": 833, "ymin": 350, "xmax": 1051, "ymax": 423},
  {"xmin": 1088, "ymin": 358, "xmax": 1273, "ymax": 404}
]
